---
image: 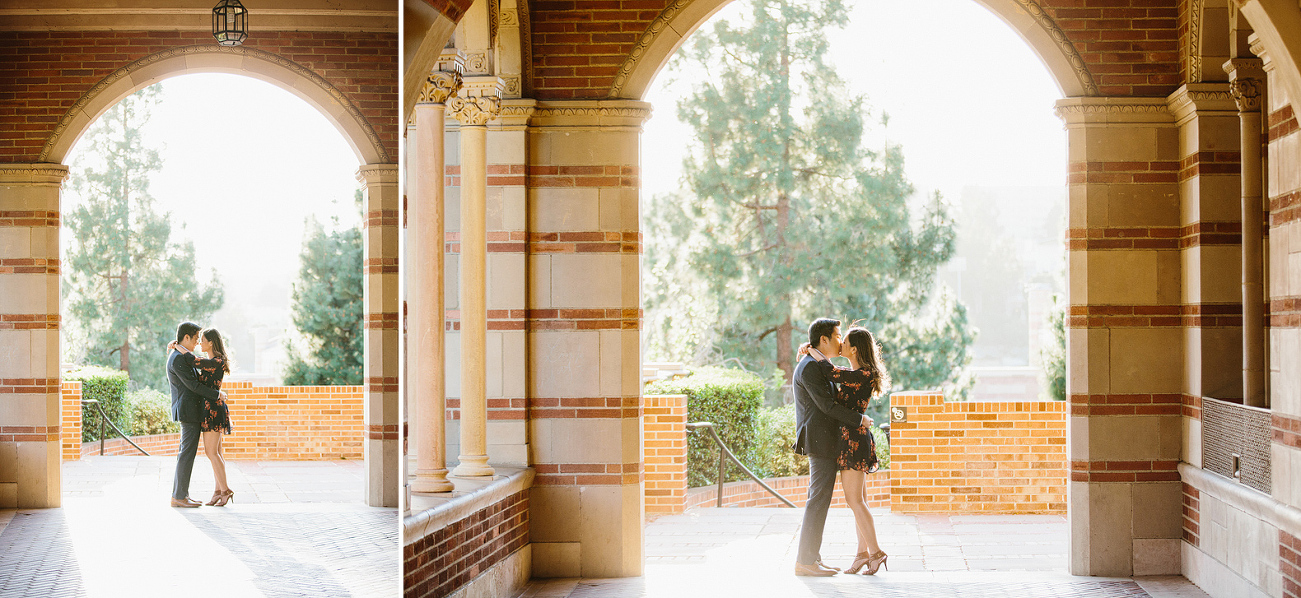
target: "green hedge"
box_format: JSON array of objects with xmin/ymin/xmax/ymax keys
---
[
  {"xmin": 753, "ymin": 403, "xmax": 808, "ymax": 478},
  {"xmin": 66, "ymin": 366, "xmax": 129, "ymax": 443},
  {"xmin": 126, "ymin": 388, "xmax": 179, "ymax": 436},
  {"xmin": 646, "ymin": 367, "xmax": 765, "ymax": 487}
]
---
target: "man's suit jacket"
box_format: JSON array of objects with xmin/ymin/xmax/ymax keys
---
[
  {"xmin": 793, "ymin": 354, "xmax": 865, "ymax": 459},
  {"xmin": 168, "ymin": 350, "xmax": 219, "ymax": 424}
]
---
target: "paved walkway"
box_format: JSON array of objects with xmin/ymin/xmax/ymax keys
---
[
  {"xmin": 521, "ymin": 508, "xmax": 1213, "ymax": 598},
  {"xmin": 0, "ymin": 456, "xmax": 397, "ymax": 598}
]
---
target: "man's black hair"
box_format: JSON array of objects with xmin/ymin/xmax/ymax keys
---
[
  {"xmin": 808, "ymin": 318, "xmax": 841, "ymax": 349},
  {"xmin": 176, "ymin": 321, "xmax": 202, "ymax": 343}
]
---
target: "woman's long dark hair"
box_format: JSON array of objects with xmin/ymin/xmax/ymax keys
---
[
  {"xmin": 201, "ymin": 328, "xmax": 233, "ymax": 374},
  {"xmin": 845, "ymin": 326, "xmax": 890, "ymax": 397}
]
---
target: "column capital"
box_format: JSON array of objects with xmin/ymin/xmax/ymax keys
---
[
  {"xmin": 356, "ymin": 163, "xmax": 399, "ymax": 185},
  {"xmin": 416, "ymin": 71, "xmax": 462, "ymax": 105},
  {"xmin": 0, "ymin": 163, "xmax": 69, "ymax": 186},
  {"xmin": 1224, "ymin": 58, "xmax": 1265, "ymax": 112},
  {"xmin": 449, "ymin": 95, "xmax": 502, "ymax": 126},
  {"xmin": 1166, "ymin": 83, "xmax": 1237, "ymax": 125}
]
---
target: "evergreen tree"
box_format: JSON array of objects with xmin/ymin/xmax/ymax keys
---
[
  {"xmin": 282, "ymin": 193, "xmax": 363, "ymax": 385},
  {"xmin": 63, "ymin": 84, "xmax": 224, "ymax": 391},
  {"xmin": 644, "ymin": 0, "xmax": 974, "ymax": 394}
]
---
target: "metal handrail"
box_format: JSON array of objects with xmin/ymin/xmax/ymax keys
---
[
  {"xmin": 81, "ymin": 399, "xmax": 150, "ymax": 456},
  {"xmin": 686, "ymin": 422, "xmax": 796, "ymax": 508}
]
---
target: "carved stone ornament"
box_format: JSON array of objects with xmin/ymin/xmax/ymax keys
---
[
  {"xmin": 465, "ymin": 51, "xmax": 489, "ymax": 75},
  {"xmin": 449, "ymin": 95, "xmax": 502, "ymax": 126},
  {"xmin": 1187, "ymin": 0, "xmax": 1203, "ymax": 82},
  {"xmin": 418, "ymin": 71, "xmax": 463, "ymax": 105},
  {"xmin": 1229, "ymin": 77, "xmax": 1263, "ymax": 112},
  {"xmin": 502, "ymin": 76, "xmax": 522, "ymax": 97}
]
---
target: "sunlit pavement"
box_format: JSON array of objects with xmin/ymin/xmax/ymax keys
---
[
  {"xmin": 0, "ymin": 456, "xmax": 397, "ymax": 598},
  {"xmin": 521, "ymin": 508, "xmax": 1212, "ymax": 598}
]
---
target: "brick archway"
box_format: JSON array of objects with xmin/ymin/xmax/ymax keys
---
[{"xmin": 39, "ymin": 44, "xmax": 391, "ymax": 167}]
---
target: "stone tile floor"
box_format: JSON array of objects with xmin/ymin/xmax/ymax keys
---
[
  {"xmin": 0, "ymin": 456, "xmax": 398, "ymax": 598},
  {"xmin": 520, "ymin": 508, "xmax": 1214, "ymax": 598}
]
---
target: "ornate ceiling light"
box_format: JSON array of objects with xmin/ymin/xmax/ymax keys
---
[{"xmin": 212, "ymin": 0, "xmax": 248, "ymax": 47}]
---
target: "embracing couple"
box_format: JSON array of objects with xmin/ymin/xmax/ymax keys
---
[
  {"xmin": 166, "ymin": 321, "xmax": 235, "ymax": 508},
  {"xmin": 793, "ymin": 317, "xmax": 892, "ymax": 577}
]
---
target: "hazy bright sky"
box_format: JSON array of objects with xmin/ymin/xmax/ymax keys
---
[
  {"xmin": 642, "ymin": 0, "xmax": 1068, "ymax": 202},
  {"xmin": 63, "ymin": 74, "xmax": 362, "ymax": 364}
]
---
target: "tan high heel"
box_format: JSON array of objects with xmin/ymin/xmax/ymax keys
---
[
  {"xmin": 214, "ymin": 489, "xmax": 234, "ymax": 507},
  {"xmin": 862, "ymin": 550, "xmax": 888, "ymax": 575},
  {"xmin": 845, "ymin": 551, "xmax": 872, "ymax": 574},
  {"xmin": 204, "ymin": 491, "xmax": 223, "ymax": 506}
]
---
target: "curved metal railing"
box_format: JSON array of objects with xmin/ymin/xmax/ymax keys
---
[
  {"xmin": 82, "ymin": 399, "xmax": 150, "ymax": 456},
  {"xmin": 686, "ymin": 421, "xmax": 797, "ymax": 508}
]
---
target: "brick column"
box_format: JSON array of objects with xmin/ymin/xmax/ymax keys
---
[
  {"xmin": 61, "ymin": 381, "xmax": 81, "ymax": 462},
  {"xmin": 643, "ymin": 393, "xmax": 686, "ymax": 514},
  {"xmin": 1058, "ymin": 98, "xmax": 1184, "ymax": 577},
  {"xmin": 0, "ymin": 164, "xmax": 66, "ymax": 508},
  {"xmin": 409, "ymin": 69, "xmax": 461, "ymax": 494},
  {"xmin": 359, "ymin": 163, "xmax": 400, "ymax": 508},
  {"xmin": 526, "ymin": 101, "xmax": 647, "ymax": 578},
  {"xmin": 1167, "ymin": 83, "xmax": 1245, "ymax": 469}
]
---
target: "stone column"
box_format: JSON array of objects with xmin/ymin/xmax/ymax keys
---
[
  {"xmin": 0, "ymin": 164, "xmax": 66, "ymax": 508},
  {"xmin": 1057, "ymin": 98, "xmax": 1183, "ymax": 577},
  {"xmin": 359, "ymin": 163, "xmax": 401, "ymax": 507},
  {"xmin": 449, "ymin": 80, "xmax": 501, "ymax": 478},
  {"xmin": 410, "ymin": 70, "xmax": 462, "ymax": 494},
  {"xmin": 1226, "ymin": 57, "xmax": 1268, "ymax": 407}
]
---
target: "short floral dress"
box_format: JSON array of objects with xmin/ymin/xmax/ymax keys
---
[
  {"xmin": 195, "ymin": 355, "xmax": 232, "ymax": 435},
  {"xmin": 823, "ymin": 363, "xmax": 879, "ymax": 473}
]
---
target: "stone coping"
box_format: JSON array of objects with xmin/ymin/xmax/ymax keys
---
[
  {"xmin": 402, "ymin": 466, "xmax": 534, "ymax": 547},
  {"xmin": 1180, "ymin": 462, "xmax": 1301, "ymax": 532}
]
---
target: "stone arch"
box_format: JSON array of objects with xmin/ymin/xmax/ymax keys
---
[
  {"xmin": 1238, "ymin": 0, "xmax": 1301, "ymax": 121},
  {"xmin": 40, "ymin": 44, "xmax": 391, "ymax": 165},
  {"xmin": 606, "ymin": 0, "xmax": 1099, "ymax": 100}
]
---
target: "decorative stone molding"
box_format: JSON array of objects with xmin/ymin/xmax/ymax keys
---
[
  {"xmin": 1010, "ymin": 0, "xmax": 1099, "ymax": 96},
  {"xmin": 1188, "ymin": 0, "xmax": 1204, "ymax": 83},
  {"xmin": 39, "ymin": 45, "xmax": 391, "ymax": 164},
  {"xmin": 357, "ymin": 163, "xmax": 399, "ymax": 185},
  {"xmin": 1167, "ymin": 83, "xmax": 1237, "ymax": 124},
  {"xmin": 502, "ymin": 76, "xmax": 522, "ymax": 97},
  {"xmin": 0, "ymin": 164, "xmax": 70, "ymax": 185},
  {"xmin": 417, "ymin": 71, "xmax": 463, "ymax": 105},
  {"xmin": 529, "ymin": 100, "xmax": 654, "ymax": 128},
  {"xmin": 1054, "ymin": 98, "xmax": 1175, "ymax": 125},
  {"xmin": 608, "ymin": 0, "xmax": 690, "ymax": 98},
  {"xmin": 449, "ymin": 96, "xmax": 503, "ymax": 126},
  {"xmin": 496, "ymin": 99, "xmax": 537, "ymax": 127},
  {"xmin": 1225, "ymin": 58, "xmax": 1265, "ymax": 112},
  {"xmin": 464, "ymin": 51, "xmax": 490, "ymax": 75},
  {"xmin": 1248, "ymin": 34, "xmax": 1272, "ymax": 72}
]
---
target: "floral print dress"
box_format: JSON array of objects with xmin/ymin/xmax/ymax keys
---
[
  {"xmin": 194, "ymin": 355, "xmax": 232, "ymax": 435},
  {"xmin": 822, "ymin": 363, "xmax": 879, "ymax": 473}
]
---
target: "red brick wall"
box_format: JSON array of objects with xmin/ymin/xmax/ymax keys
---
[
  {"xmin": 1284, "ymin": 530, "xmax": 1301, "ymax": 598},
  {"xmin": 889, "ymin": 391, "xmax": 1067, "ymax": 514},
  {"xmin": 404, "ymin": 490, "xmax": 529, "ymax": 598},
  {"xmin": 0, "ymin": 30, "xmax": 397, "ymax": 163},
  {"xmin": 527, "ymin": 0, "xmax": 1183, "ymax": 100},
  {"xmin": 60, "ymin": 381, "xmax": 364, "ymax": 461},
  {"xmin": 686, "ymin": 473, "xmax": 890, "ymax": 510},
  {"xmin": 1182, "ymin": 481, "xmax": 1200, "ymax": 547},
  {"xmin": 80, "ymin": 432, "xmax": 180, "ymax": 458}
]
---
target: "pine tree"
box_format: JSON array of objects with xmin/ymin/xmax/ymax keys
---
[
  {"xmin": 644, "ymin": 0, "xmax": 974, "ymax": 394},
  {"xmin": 282, "ymin": 193, "xmax": 363, "ymax": 385},
  {"xmin": 64, "ymin": 84, "xmax": 224, "ymax": 391}
]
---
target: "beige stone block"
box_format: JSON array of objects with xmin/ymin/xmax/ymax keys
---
[
  {"xmin": 445, "ymin": 129, "xmax": 461, "ymax": 166},
  {"xmin": 0, "ymin": 482, "xmax": 15, "ymax": 508},
  {"xmin": 501, "ymin": 331, "xmax": 526, "ymax": 398},
  {"xmin": 529, "ymin": 331, "xmax": 600, "ymax": 398},
  {"xmin": 16, "ymin": 440, "xmax": 59, "ymax": 508},
  {"xmin": 529, "ymin": 188, "xmax": 600, "ymax": 232},
  {"xmin": 0, "ymin": 330, "xmax": 32, "ymax": 378},
  {"xmin": 488, "ymin": 253, "xmax": 525, "ymax": 309},
  {"xmin": 578, "ymin": 484, "xmax": 642, "ymax": 577},
  {"xmin": 1083, "ymin": 126, "xmax": 1173, "ymax": 163},
  {"xmin": 486, "ymin": 331, "xmax": 503, "ymax": 398},
  {"xmin": 1155, "ymin": 250, "xmax": 1181, "ymax": 304},
  {"xmin": 550, "ymin": 255, "xmax": 622, "ymax": 308},
  {"xmin": 446, "ymin": 255, "xmax": 459, "ymax": 309},
  {"xmin": 542, "ymin": 419, "xmax": 624, "ymax": 464},
  {"xmin": 1132, "ymin": 482, "xmax": 1183, "ymax": 538},
  {"xmin": 1201, "ymin": 327, "xmax": 1243, "ymax": 400},
  {"xmin": 1070, "ymin": 416, "xmax": 1091, "ymax": 461},
  {"xmin": 529, "ymin": 130, "xmax": 639, "ymax": 166},
  {"xmin": 446, "ymin": 187, "xmax": 461, "ymax": 233},
  {"xmin": 1068, "ymin": 183, "xmax": 1103, "ymax": 229},
  {"xmin": 1276, "ymin": 330, "xmax": 1301, "ymax": 416},
  {"xmin": 1199, "ymin": 245, "xmax": 1242, "ymax": 303},
  {"xmin": 1107, "ymin": 184, "xmax": 1179, "ymax": 227},
  {"xmin": 530, "ymin": 542, "xmax": 581, "ymax": 578},
  {"xmin": 0, "ymin": 228, "xmax": 30, "ymax": 258},
  {"xmin": 485, "ymin": 186, "xmax": 506, "ymax": 231},
  {"xmin": 487, "ymin": 129, "xmax": 527, "ymax": 165},
  {"xmin": 446, "ymin": 329, "xmax": 461, "ymax": 398},
  {"xmin": 1088, "ymin": 416, "xmax": 1168, "ymax": 461},
  {"xmin": 597, "ymin": 188, "xmax": 623, "ymax": 231},
  {"xmin": 1081, "ymin": 251, "xmax": 1160, "ymax": 304},
  {"xmin": 1087, "ymin": 481, "xmax": 1134, "ymax": 576},
  {"xmin": 1271, "ymin": 134, "xmax": 1300, "ymax": 197},
  {"xmin": 0, "ymin": 394, "xmax": 49, "ymax": 427},
  {"xmin": 1273, "ymin": 443, "xmax": 1295, "ymax": 507},
  {"xmin": 1197, "ymin": 177, "xmax": 1242, "ymax": 222},
  {"xmin": 598, "ymin": 329, "xmax": 622, "ymax": 397},
  {"xmin": 1132, "ymin": 538, "xmax": 1181, "ymax": 575},
  {"xmin": 621, "ymin": 330, "xmax": 640, "ymax": 397},
  {"xmin": 622, "ymin": 416, "xmax": 640, "ymax": 464},
  {"xmin": 621, "ymin": 254, "xmax": 639, "ymax": 309},
  {"xmin": 0, "ymin": 441, "xmax": 15, "ymax": 483},
  {"xmin": 0, "ymin": 274, "xmax": 49, "ymax": 313},
  {"xmin": 1067, "ymin": 327, "xmax": 1108, "ymax": 395},
  {"xmin": 0, "ymin": 184, "xmax": 59, "ymax": 211},
  {"xmin": 499, "ymin": 187, "xmax": 526, "ymax": 231},
  {"xmin": 1109, "ymin": 328, "xmax": 1183, "ymax": 394},
  {"xmin": 528, "ymin": 255, "xmax": 551, "ymax": 308},
  {"xmin": 1184, "ymin": 417, "xmax": 1202, "ymax": 468},
  {"xmin": 530, "ymin": 486, "xmax": 580, "ymax": 543}
]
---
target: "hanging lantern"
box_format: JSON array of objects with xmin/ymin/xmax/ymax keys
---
[{"xmin": 212, "ymin": 0, "xmax": 248, "ymax": 47}]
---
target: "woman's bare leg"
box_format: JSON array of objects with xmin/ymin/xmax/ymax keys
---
[
  {"xmin": 203, "ymin": 430, "xmax": 229, "ymax": 493},
  {"xmin": 841, "ymin": 470, "xmax": 881, "ymax": 554}
]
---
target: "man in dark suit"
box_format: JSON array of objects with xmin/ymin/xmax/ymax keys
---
[
  {"xmin": 167, "ymin": 321, "xmax": 226, "ymax": 508},
  {"xmin": 792, "ymin": 317, "xmax": 874, "ymax": 576}
]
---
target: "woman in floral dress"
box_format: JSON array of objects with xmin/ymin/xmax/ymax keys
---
[
  {"xmin": 170, "ymin": 328, "xmax": 234, "ymax": 506},
  {"xmin": 802, "ymin": 325, "xmax": 891, "ymax": 574}
]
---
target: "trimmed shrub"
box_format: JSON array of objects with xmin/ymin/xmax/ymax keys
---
[
  {"xmin": 752, "ymin": 404, "xmax": 808, "ymax": 478},
  {"xmin": 646, "ymin": 366, "xmax": 764, "ymax": 487},
  {"xmin": 66, "ymin": 366, "xmax": 129, "ymax": 443},
  {"xmin": 127, "ymin": 388, "xmax": 178, "ymax": 436}
]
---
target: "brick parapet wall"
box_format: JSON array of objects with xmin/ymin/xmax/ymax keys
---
[
  {"xmin": 1284, "ymin": 530, "xmax": 1301, "ymax": 598},
  {"xmin": 644, "ymin": 394, "xmax": 686, "ymax": 514},
  {"xmin": 79, "ymin": 433, "xmax": 180, "ymax": 458},
  {"xmin": 404, "ymin": 489, "xmax": 529, "ymax": 598},
  {"xmin": 60, "ymin": 381, "xmax": 364, "ymax": 461},
  {"xmin": 1182, "ymin": 481, "xmax": 1200, "ymax": 547},
  {"xmin": 888, "ymin": 391, "xmax": 1067, "ymax": 514},
  {"xmin": 685, "ymin": 474, "xmax": 890, "ymax": 510},
  {"xmin": 0, "ymin": 30, "xmax": 397, "ymax": 163}
]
